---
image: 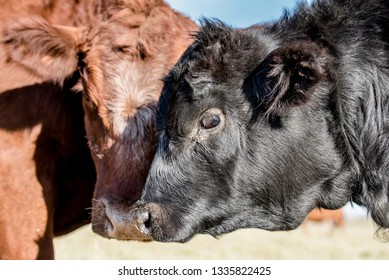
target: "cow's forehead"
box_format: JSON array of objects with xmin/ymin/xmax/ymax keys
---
[
  {"xmin": 81, "ymin": 19, "xmax": 166, "ymax": 137},
  {"xmin": 177, "ymin": 35, "xmax": 264, "ymax": 89},
  {"xmin": 171, "ymin": 55, "xmax": 244, "ymax": 100}
]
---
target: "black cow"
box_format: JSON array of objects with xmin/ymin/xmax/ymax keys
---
[{"xmin": 129, "ymin": 0, "xmax": 389, "ymax": 242}]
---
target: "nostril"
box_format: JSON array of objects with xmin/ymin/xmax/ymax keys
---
[
  {"xmin": 135, "ymin": 209, "xmax": 152, "ymax": 234},
  {"xmin": 144, "ymin": 213, "xmax": 151, "ymax": 230}
]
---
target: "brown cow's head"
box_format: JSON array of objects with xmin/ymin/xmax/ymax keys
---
[{"xmin": 2, "ymin": 0, "xmax": 197, "ymax": 240}]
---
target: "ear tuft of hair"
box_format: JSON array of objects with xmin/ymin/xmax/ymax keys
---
[
  {"xmin": 195, "ymin": 18, "xmax": 233, "ymax": 47},
  {"xmin": 252, "ymin": 41, "xmax": 328, "ymax": 115},
  {"xmin": 2, "ymin": 16, "xmax": 85, "ymax": 83}
]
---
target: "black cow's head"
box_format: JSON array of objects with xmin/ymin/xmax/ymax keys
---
[{"xmin": 129, "ymin": 20, "xmax": 355, "ymax": 242}]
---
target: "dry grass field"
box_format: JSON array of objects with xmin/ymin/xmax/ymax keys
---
[{"xmin": 54, "ymin": 218, "xmax": 389, "ymax": 260}]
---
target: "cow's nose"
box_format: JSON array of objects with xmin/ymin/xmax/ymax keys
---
[
  {"xmin": 98, "ymin": 198, "xmax": 151, "ymax": 241},
  {"xmin": 133, "ymin": 206, "xmax": 152, "ymax": 236}
]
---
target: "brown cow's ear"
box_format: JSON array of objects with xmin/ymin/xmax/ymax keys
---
[
  {"xmin": 2, "ymin": 16, "xmax": 86, "ymax": 83},
  {"xmin": 251, "ymin": 41, "xmax": 327, "ymax": 116}
]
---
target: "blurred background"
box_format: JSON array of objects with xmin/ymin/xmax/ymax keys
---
[{"xmin": 54, "ymin": 0, "xmax": 388, "ymax": 260}]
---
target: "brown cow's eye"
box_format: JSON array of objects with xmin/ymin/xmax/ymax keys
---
[
  {"xmin": 113, "ymin": 45, "xmax": 129, "ymax": 53},
  {"xmin": 200, "ymin": 114, "xmax": 221, "ymax": 129},
  {"xmin": 83, "ymin": 92, "xmax": 92, "ymax": 103}
]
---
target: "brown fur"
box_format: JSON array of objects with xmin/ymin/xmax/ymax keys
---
[
  {"xmin": 1, "ymin": 0, "xmax": 197, "ymax": 258},
  {"xmin": 0, "ymin": 0, "xmax": 102, "ymax": 260},
  {"xmin": 79, "ymin": 0, "xmax": 197, "ymax": 241}
]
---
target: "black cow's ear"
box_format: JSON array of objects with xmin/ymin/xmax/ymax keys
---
[{"xmin": 251, "ymin": 41, "xmax": 327, "ymax": 115}]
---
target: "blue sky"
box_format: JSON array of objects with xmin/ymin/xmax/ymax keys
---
[{"xmin": 165, "ymin": 0, "xmax": 312, "ymax": 28}]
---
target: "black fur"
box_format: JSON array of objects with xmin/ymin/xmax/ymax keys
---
[{"xmin": 136, "ymin": 0, "xmax": 389, "ymax": 242}]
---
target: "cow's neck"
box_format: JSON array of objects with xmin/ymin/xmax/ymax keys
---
[{"xmin": 335, "ymin": 55, "xmax": 389, "ymax": 227}]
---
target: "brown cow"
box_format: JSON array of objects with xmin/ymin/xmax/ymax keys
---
[
  {"xmin": 306, "ymin": 208, "xmax": 344, "ymax": 227},
  {"xmin": 0, "ymin": 0, "xmax": 108, "ymax": 260},
  {"xmin": 1, "ymin": 0, "xmax": 197, "ymax": 259}
]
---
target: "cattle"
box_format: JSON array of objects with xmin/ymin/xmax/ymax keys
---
[
  {"xmin": 1, "ymin": 0, "xmax": 197, "ymax": 258},
  {"xmin": 306, "ymin": 209, "xmax": 344, "ymax": 227},
  {"xmin": 128, "ymin": 0, "xmax": 389, "ymax": 243},
  {"xmin": 0, "ymin": 0, "xmax": 106, "ymax": 260}
]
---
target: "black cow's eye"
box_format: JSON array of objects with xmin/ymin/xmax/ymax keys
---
[
  {"xmin": 198, "ymin": 108, "xmax": 225, "ymax": 133},
  {"xmin": 200, "ymin": 114, "xmax": 221, "ymax": 129}
]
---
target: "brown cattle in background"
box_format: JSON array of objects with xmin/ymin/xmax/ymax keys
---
[
  {"xmin": 1, "ymin": 0, "xmax": 197, "ymax": 259},
  {"xmin": 306, "ymin": 208, "xmax": 344, "ymax": 227}
]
